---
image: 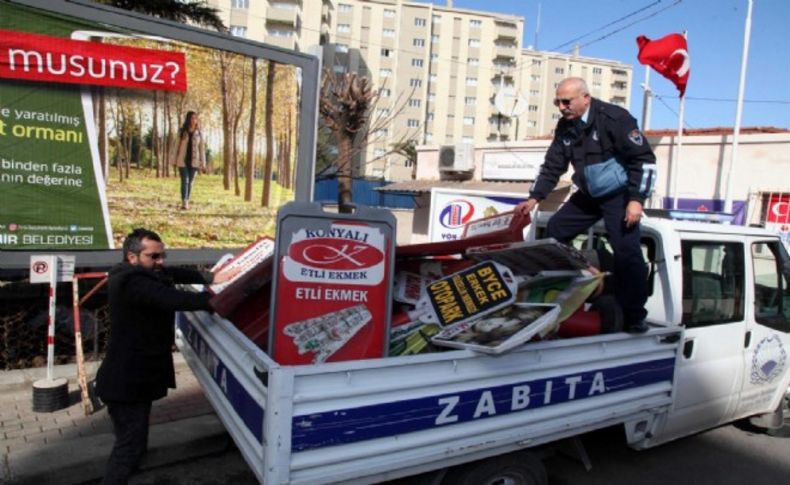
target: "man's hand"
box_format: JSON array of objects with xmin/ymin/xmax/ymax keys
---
[
  {"xmin": 516, "ymin": 198, "xmax": 539, "ymax": 216},
  {"xmin": 624, "ymin": 200, "xmax": 643, "ymax": 228},
  {"xmin": 212, "ymin": 266, "xmax": 242, "ymax": 284}
]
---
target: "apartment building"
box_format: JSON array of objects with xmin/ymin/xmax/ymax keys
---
[{"xmin": 209, "ymin": 0, "xmax": 632, "ymax": 181}]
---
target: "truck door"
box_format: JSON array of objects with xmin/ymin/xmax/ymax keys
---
[
  {"xmin": 663, "ymin": 238, "xmax": 747, "ymax": 440},
  {"xmin": 734, "ymin": 240, "xmax": 790, "ymax": 419}
]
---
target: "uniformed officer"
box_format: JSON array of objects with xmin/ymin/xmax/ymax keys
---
[{"xmin": 516, "ymin": 77, "xmax": 657, "ymax": 333}]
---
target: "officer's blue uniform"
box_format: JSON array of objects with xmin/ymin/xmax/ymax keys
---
[{"xmin": 530, "ymin": 97, "xmax": 657, "ymax": 329}]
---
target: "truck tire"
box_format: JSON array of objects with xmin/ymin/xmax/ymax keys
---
[{"xmin": 442, "ymin": 451, "xmax": 547, "ymax": 485}]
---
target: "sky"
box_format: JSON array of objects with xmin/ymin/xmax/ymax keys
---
[{"xmin": 417, "ymin": 0, "xmax": 789, "ymax": 131}]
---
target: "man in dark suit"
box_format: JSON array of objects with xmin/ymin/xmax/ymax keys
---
[{"xmin": 96, "ymin": 228, "xmax": 237, "ymax": 484}]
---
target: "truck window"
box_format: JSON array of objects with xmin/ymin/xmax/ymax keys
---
[
  {"xmin": 573, "ymin": 234, "xmax": 656, "ymax": 296},
  {"xmin": 751, "ymin": 241, "xmax": 790, "ymax": 332},
  {"xmin": 681, "ymin": 241, "xmax": 744, "ymax": 327}
]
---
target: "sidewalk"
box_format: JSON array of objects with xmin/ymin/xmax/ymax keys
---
[{"xmin": 1, "ymin": 354, "xmax": 230, "ymax": 484}]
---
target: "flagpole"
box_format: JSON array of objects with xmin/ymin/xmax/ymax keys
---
[
  {"xmin": 724, "ymin": 0, "xmax": 753, "ymax": 216},
  {"xmin": 670, "ymin": 95, "xmax": 685, "ymax": 209},
  {"xmin": 641, "ymin": 65, "xmax": 652, "ymax": 131},
  {"xmin": 669, "ymin": 31, "xmax": 688, "ymax": 210}
]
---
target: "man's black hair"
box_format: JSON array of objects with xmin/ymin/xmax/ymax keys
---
[{"xmin": 122, "ymin": 228, "xmax": 162, "ymax": 262}]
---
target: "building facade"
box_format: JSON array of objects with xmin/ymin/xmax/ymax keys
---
[{"xmin": 208, "ymin": 0, "xmax": 632, "ymax": 181}]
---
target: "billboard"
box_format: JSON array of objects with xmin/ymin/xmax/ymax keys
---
[
  {"xmin": 427, "ymin": 188, "xmax": 527, "ymax": 242},
  {"xmin": 0, "ymin": 0, "xmax": 318, "ymax": 250}
]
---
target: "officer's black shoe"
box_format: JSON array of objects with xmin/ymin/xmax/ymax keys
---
[{"xmin": 625, "ymin": 320, "xmax": 649, "ymax": 334}]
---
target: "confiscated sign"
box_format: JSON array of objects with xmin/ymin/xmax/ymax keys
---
[
  {"xmin": 425, "ymin": 261, "xmax": 516, "ymax": 327},
  {"xmin": 29, "ymin": 254, "xmax": 75, "ymax": 283},
  {"xmin": 270, "ymin": 202, "xmax": 395, "ymax": 365}
]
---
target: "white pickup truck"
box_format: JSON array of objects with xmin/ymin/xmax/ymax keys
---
[{"xmin": 176, "ymin": 211, "xmax": 790, "ymax": 484}]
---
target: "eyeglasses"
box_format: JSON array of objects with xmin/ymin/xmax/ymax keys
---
[
  {"xmin": 553, "ymin": 97, "xmax": 576, "ymax": 107},
  {"xmin": 141, "ymin": 252, "xmax": 166, "ymax": 261}
]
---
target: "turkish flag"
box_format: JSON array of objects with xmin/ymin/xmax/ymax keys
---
[
  {"xmin": 636, "ymin": 33, "xmax": 690, "ymax": 97},
  {"xmin": 767, "ymin": 194, "xmax": 790, "ymax": 223}
]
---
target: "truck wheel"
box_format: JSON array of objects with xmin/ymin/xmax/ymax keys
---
[{"xmin": 442, "ymin": 451, "xmax": 547, "ymax": 485}]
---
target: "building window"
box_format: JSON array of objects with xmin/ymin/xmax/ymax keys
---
[
  {"xmin": 463, "ymin": 116, "xmax": 474, "ymax": 125},
  {"xmin": 376, "ymin": 108, "xmax": 390, "ymax": 116},
  {"xmin": 412, "ymin": 58, "xmax": 424, "ymax": 67},
  {"xmin": 555, "ymin": 67, "xmax": 564, "ymax": 74},
  {"xmin": 380, "ymin": 88, "xmax": 391, "ymax": 97},
  {"xmin": 528, "ymin": 105, "xmax": 538, "ymax": 112},
  {"xmin": 230, "ymin": 25, "xmax": 247, "ymax": 37},
  {"xmin": 408, "ymin": 98, "xmax": 421, "ymax": 107},
  {"xmin": 593, "ymin": 81, "xmax": 602, "ymax": 88},
  {"xmin": 425, "ymin": 133, "xmax": 433, "ymax": 143},
  {"xmin": 231, "ymin": 0, "xmax": 249, "ymax": 9},
  {"xmin": 593, "ymin": 67, "xmax": 602, "ymax": 75},
  {"xmin": 379, "ymin": 69, "xmax": 392, "ymax": 78},
  {"xmin": 612, "ymin": 69, "xmax": 627, "ymax": 76},
  {"xmin": 332, "ymin": 65, "xmax": 347, "ymax": 74},
  {"xmin": 407, "ymin": 119, "xmax": 420, "ymax": 128},
  {"xmin": 431, "ymin": 34, "xmax": 440, "ymax": 44},
  {"xmin": 415, "ymin": 17, "xmax": 426, "ymax": 26},
  {"xmin": 462, "ymin": 136, "xmax": 474, "ymax": 143},
  {"xmin": 468, "ymin": 39, "xmax": 480, "ymax": 48},
  {"xmin": 464, "ymin": 96, "xmax": 476, "ymax": 105},
  {"xmin": 527, "ymin": 120, "xmax": 537, "ymax": 127},
  {"xmin": 432, "ymin": 14, "xmax": 441, "ymax": 24},
  {"xmin": 373, "ymin": 148, "xmax": 386, "ymax": 157},
  {"xmin": 384, "ymin": 8, "xmax": 396, "ymax": 18},
  {"xmin": 530, "ymin": 74, "xmax": 540, "ymax": 81},
  {"xmin": 427, "ymin": 93, "xmax": 436, "ymax": 102},
  {"xmin": 465, "ymin": 77, "xmax": 478, "ymax": 86},
  {"xmin": 431, "ymin": 53, "xmax": 439, "ymax": 62},
  {"xmin": 413, "ymin": 38, "xmax": 425, "ymax": 47},
  {"xmin": 552, "ymin": 113, "xmax": 561, "ymax": 120},
  {"xmin": 427, "ymin": 112, "xmax": 435, "ymax": 120},
  {"xmin": 335, "ymin": 43, "xmax": 349, "ymax": 53},
  {"xmin": 337, "ymin": 24, "xmax": 351, "ymax": 33},
  {"xmin": 467, "ymin": 58, "xmax": 479, "ymax": 66},
  {"xmin": 529, "ymin": 89, "xmax": 539, "ymax": 96},
  {"xmin": 338, "ymin": 3, "xmax": 352, "ymax": 13},
  {"xmin": 409, "ymin": 78, "xmax": 422, "ymax": 87},
  {"xmin": 383, "ymin": 29, "xmax": 396, "ymax": 37},
  {"xmin": 381, "ymin": 48, "xmax": 392, "ymax": 57},
  {"xmin": 470, "ymin": 19, "xmax": 482, "ymax": 28}
]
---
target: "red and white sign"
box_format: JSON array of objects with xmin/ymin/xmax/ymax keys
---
[
  {"xmin": 273, "ymin": 221, "xmax": 391, "ymax": 364},
  {"xmin": 766, "ymin": 194, "xmax": 790, "ymax": 223},
  {"xmin": 0, "ymin": 29, "xmax": 187, "ymax": 91}
]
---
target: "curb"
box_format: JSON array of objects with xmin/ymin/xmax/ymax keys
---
[
  {"xmin": 0, "ymin": 353, "xmax": 189, "ymax": 393},
  {"xmin": 2, "ymin": 414, "xmax": 229, "ymax": 485}
]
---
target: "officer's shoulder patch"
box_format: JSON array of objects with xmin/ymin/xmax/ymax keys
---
[{"xmin": 628, "ymin": 129, "xmax": 644, "ymax": 146}]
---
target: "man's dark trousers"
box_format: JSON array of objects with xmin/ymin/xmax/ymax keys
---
[
  {"xmin": 102, "ymin": 400, "xmax": 152, "ymax": 485},
  {"xmin": 546, "ymin": 190, "xmax": 648, "ymax": 326}
]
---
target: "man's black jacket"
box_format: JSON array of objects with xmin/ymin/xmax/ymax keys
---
[
  {"xmin": 96, "ymin": 263, "xmax": 213, "ymax": 402},
  {"xmin": 529, "ymin": 97, "xmax": 656, "ymax": 203}
]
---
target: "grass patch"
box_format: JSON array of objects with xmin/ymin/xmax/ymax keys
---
[{"xmin": 106, "ymin": 169, "xmax": 293, "ymax": 248}]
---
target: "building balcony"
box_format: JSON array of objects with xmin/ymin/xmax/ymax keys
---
[
  {"xmin": 266, "ymin": 35, "xmax": 297, "ymax": 51},
  {"xmin": 267, "ymin": 6, "xmax": 299, "ymax": 26},
  {"xmin": 495, "ymin": 22, "xmax": 519, "ymax": 41},
  {"xmin": 494, "ymin": 43, "xmax": 517, "ymax": 59}
]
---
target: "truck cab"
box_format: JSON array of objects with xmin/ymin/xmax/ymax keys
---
[{"xmin": 531, "ymin": 210, "xmax": 790, "ymax": 447}]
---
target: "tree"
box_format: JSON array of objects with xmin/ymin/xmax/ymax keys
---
[
  {"xmin": 244, "ymin": 58, "xmax": 258, "ymax": 202},
  {"xmin": 319, "ymin": 69, "xmax": 420, "ymax": 211},
  {"xmin": 95, "ymin": 0, "xmax": 225, "ymax": 31},
  {"xmin": 391, "ymin": 140, "xmax": 418, "ymax": 180},
  {"xmin": 319, "ymin": 70, "xmax": 376, "ymax": 213}
]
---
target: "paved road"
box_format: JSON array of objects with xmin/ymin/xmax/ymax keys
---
[{"xmin": 114, "ymin": 418, "xmax": 790, "ymax": 485}]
